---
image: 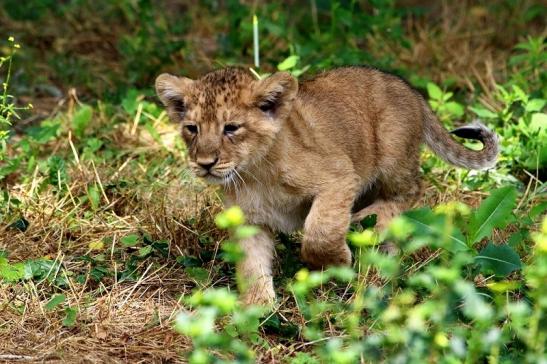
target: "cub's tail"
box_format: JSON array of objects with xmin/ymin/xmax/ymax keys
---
[{"xmin": 422, "ymin": 103, "xmax": 499, "ymax": 170}]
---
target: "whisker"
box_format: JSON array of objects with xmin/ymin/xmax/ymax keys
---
[
  {"xmin": 225, "ymin": 172, "xmax": 236, "ymax": 194},
  {"xmin": 244, "ymin": 158, "xmax": 269, "ymax": 188},
  {"xmin": 232, "ymin": 172, "xmax": 241, "ymax": 196},
  {"xmin": 233, "ymin": 169, "xmax": 246, "ymax": 189},
  {"xmin": 243, "ymin": 168, "xmax": 262, "ymax": 187}
]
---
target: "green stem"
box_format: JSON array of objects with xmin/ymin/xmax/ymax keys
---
[{"xmin": 2, "ymin": 49, "xmax": 13, "ymax": 110}]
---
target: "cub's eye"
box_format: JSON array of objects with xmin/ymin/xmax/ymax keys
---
[
  {"xmin": 258, "ymin": 99, "xmax": 277, "ymax": 113},
  {"xmin": 223, "ymin": 124, "xmax": 240, "ymax": 134},
  {"xmin": 185, "ymin": 124, "xmax": 198, "ymax": 134}
]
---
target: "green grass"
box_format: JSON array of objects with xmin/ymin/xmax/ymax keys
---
[{"xmin": 0, "ymin": 1, "xmax": 546, "ymax": 362}]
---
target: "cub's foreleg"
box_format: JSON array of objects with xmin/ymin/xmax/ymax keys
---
[
  {"xmin": 301, "ymin": 176, "xmax": 358, "ymax": 269},
  {"xmin": 237, "ymin": 227, "xmax": 276, "ymax": 305}
]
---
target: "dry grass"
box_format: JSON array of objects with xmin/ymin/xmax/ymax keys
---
[
  {"xmin": 1, "ymin": 162, "xmax": 212, "ymax": 362},
  {"xmin": 1, "ymin": 1, "xmax": 544, "ymax": 363}
]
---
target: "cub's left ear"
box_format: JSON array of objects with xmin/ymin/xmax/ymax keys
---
[
  {"xmin": 252, "ymin": 72, "xmax": 298, "ymax": 117},
  {"xmin": 155, "ymin": 73, "xmax": 193, "ymax": 121}
]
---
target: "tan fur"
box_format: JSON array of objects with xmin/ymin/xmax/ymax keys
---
[{"xmin": 155, "ymin": 67, "xmax": 498, "ymax": 304}]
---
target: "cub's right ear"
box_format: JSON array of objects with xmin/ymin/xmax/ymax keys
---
[{"xmin": 155, "ymin": 73, "xmax": 193, "ymax": 120}]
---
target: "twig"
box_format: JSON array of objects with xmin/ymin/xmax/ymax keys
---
[{"xmin": 0, "ymin": 355, "xmax": 36, "ymax": 361}]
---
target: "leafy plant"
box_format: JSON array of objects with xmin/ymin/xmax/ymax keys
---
[
  {"xmin": 0, "ymin": 37, "xmax": 31, "ymax": 158},
  {"xmin": 427, "ymin": 82, "xmax": 465, "ymax": 123},
  {"xmin": 470, "ymin": 39, "xmax": 546, "ymax": 174},
  {"xmin": 173, "ymin": 207, "xmax": 265, "ymax": 364},
  {"xmin": 171, "ymin": 187, "xmax": 545, "ymax": 363},
  {"xmin": 508, "ymin": 35, "xmax": 546, "ymax": 90}
]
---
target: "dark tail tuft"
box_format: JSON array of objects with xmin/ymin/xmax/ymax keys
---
[{"xmin": 450, "ymin": 125, "xmax": 486, "ymax": 141}]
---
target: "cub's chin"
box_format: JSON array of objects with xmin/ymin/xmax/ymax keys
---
[
  {"xmin": 204, "ymin": 175, "xmax": 225, "ymax": 185},
  {"xmin": 203, "ymin": 170, "xmax": 234, "ymax": 185}
]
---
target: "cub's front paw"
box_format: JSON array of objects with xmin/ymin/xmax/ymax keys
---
[
  {"xmin": 301, "ymin": 241, "xmax": 352, "ymax": 270},
  {"xmin": 240, "ymin": 277, "xmax": 276, "ymax": 306}
]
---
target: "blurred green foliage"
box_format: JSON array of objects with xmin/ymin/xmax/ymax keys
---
[{"xmin": 177, "ymin": 199, "xmax": 546, "ymax": 363}]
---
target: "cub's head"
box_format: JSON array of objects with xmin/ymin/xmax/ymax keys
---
[{"xmin": 155, "ymin": 67, "xmax": 298, "ymax": 184}]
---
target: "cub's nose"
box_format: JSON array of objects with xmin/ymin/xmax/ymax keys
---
[{"xmin": 197, "ymin": 157, "xmax": 218, "ymax": 171}]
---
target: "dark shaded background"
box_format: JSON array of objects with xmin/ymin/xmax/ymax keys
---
[{"xmin": 1, "ymin": 0, "xmax": 544, "ymax": 105}]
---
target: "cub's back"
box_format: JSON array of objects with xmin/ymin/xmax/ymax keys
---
[
  {"xmin": 294, "ymin": 67, "xmax": 424, "ymax": 169},
  {"xmin": 298, "ymin": 66, "xmax": 422, "ymax": 112}
]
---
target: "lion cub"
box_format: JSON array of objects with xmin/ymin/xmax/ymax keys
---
[{"xmin": 155, "ymin": 67, "xmax": 498, "ymax": 304}]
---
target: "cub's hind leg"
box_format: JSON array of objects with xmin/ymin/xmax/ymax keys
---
[
  {"xmin": 351, "ymin": 167, "xmax": 422, "ymax": 231},
  {"xmin": 352, "ymin": 96, "xmax": 425, "ymax": 232}
]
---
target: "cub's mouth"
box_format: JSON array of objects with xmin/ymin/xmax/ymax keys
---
[{"xmin": 189, "ymin": 160, "xmax": 239, "ymax": 185}]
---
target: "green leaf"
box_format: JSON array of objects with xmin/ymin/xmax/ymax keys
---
[
  {"xmin": 534, "ymin": 142, "xmax": 547, "ymax": 169},
  {"xmin": 291, "ymin": 65, "xmax": 310, "ymax": 78},
  {"xmin": 0, "ymin": 258, "xmax": 27, "ymax": 282},
  {"xmin": 87, "ymin": 184, "xmax": 100, "ymax": 211},
  {"xmin": 443, "ymin": 91, "xmax": 454, "ymax": 101},
  {"xmin": 290, "ymin": 352, "xmax": 320, "ymax": 364},
  {"xmin": 138, "ymin": 245, "xmax": 153, "ymax": 258},
  {"xmin": 47, "ymin": 156, "xmax": 67, "ymax": 187},
  {"xmin": 121, "ymin": 234, "xmax": 140, "ymax": 247},
  {"xmin": 468, "ymin": 186, "xmax": 518, "ymax": 244},
  {"xmin": 121, "ymin": 89, "xmax": 140, "ymax": 115},
  {"xmin": 277, "ymin": 55, "xmax": 299, "ymax": 71},
  {"xmin": 530, "ymin": 201, "xmax": 547, "ymax": 220},
  {"xmin": 62, "ymin": 306, "xmax": 78, "ymax": 327},
  {"xmin": 176, "ymin": 255, "xmax": 200, "ymax": 267},
  {"xmin": 475, "ymin": 242, "xmax": 522, "ymax": 277},
  {"xmin": 72, "ymin": 104, "xmax": 93, "ymax": 138},
  {"xmin": 529, "ymin": 113, "xmax": 547, "ymax": 133},
  {"xmin": 28, "ymin": 119, "xmax": 61, "ymax": 144},
  {"xmin": 427, "ymin": 83, "xmax": 443, "ymax": 101},
  {"xmin": 511, "ymin": 85, "xmax": 527, "ymax": 102},
  {"xmin": 262, "ymin": 313, "xmax": 299, "ymax": 339},
  {"xmin": 525, "ymin": 99, "xmax": 546, "ymax": 113},
  {"xmin": 445, "ymin": 101, "xmax": 464, "ymax": 117},
  {"xmin": 185, "ymin": 267, "xmax": 209, "ymax": 284},
  {"xmin": 221, "ymin": 241, "xmax": 245, "ymax": 263},
  {"xmin": 363, "ymin": 251, "xmax": 399, "ymax": 279},
  {"xmin": 45, "ymin": 294, "xmax": 66, "ymax": 311},
  {"xmin": 508, "ymin": 54, "xmax": 527, "ymax": 66},
  {"xmin": 24, "ymin": 258, "xmax": 58, "ymax": 281},
  {"xmin": 327, "ymin": 266, "xmax": 356, "ymax": 282},
  {"xmin": 470, "ymin": 106, "xmax": 498, "ymax": 119},
  {"xmin": 348, "ymin": 230, "xmax": 378, "ymax": 247},
  {"xmin": 234, "ymin": 225, "xmax": 259, "ymax": 240},
  {"xmin": 507, "ymin": 230, "xmax": 526, "ymax": 248},
  {"xmin": 151, "ymin": 241, "xmax": 169, "ymax": 257},
  {"xmin": 403, "ymin": 208, "xmax": 468, "ymax": 252}
]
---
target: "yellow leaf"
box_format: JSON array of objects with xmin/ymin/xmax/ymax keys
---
[
  {"xmin": 295, "ymin": 269, "xmax": 309, "ymax": 282},
  {"xmin": 88, "ymin": 241, "xmax": 104, "ymax": 251},
  {"xmin": 434, "ymin": 332, "xmax": 449, "ymax": 347},
  {"xmin": 486, "ymin": 280, "xmax": 519, "ymax": 292}
]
